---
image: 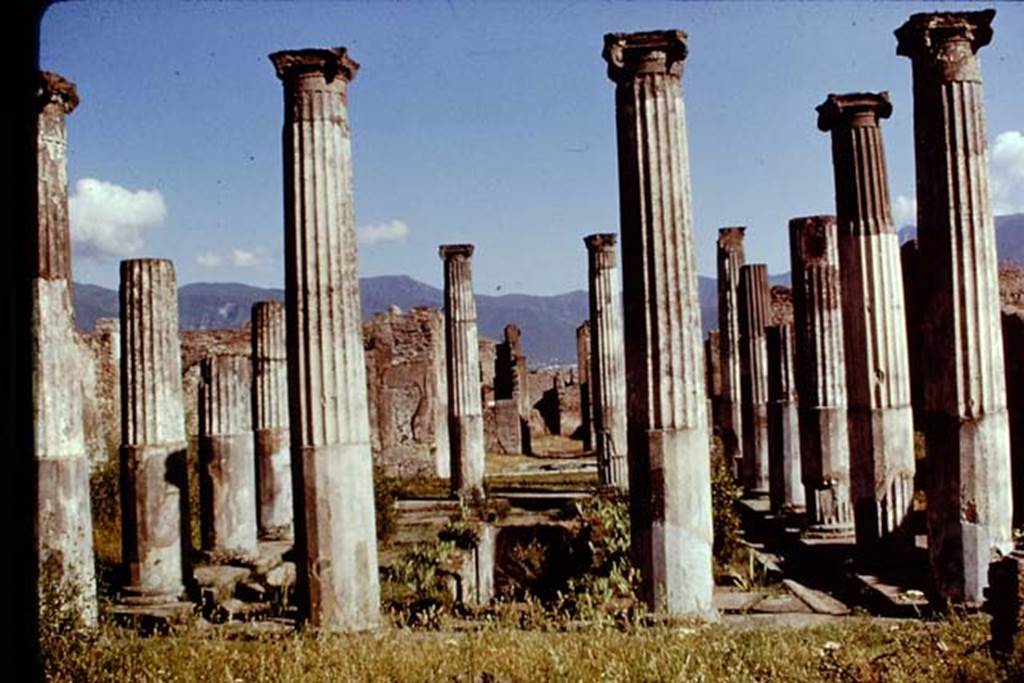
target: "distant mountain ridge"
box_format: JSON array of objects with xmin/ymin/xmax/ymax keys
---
[{"xmin": 74, "ymin": 213, "xmax": 1022, "ymax": 365}]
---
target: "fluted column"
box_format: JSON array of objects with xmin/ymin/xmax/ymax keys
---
[
  {"xmin": 897, "ymin": 10, "xmax": 1013, "ymax": 605},
  {"xmin": 576, "ymin": 321, "xmax": 595, "ymax": 452},
  {"xmin": 198, "ymin": 354, "xmax": 257, "ymax": 558},
  {"xmin": 585, "ymin": 233, "xmax": 629, "ymax": 490},
  {"xmin": 119, "ymin": 258, "xmax": 188, "ymax": 604},
  {"xmin": 738, "ymin": 263, "xmax": 771, "ymax": 496},
  {"xmin": 270, "ymin": 47, "xmax": 380, "ymax": 631},
  {"xmin": 789, "ymin": 215, "xmax": 854, "ymax": 536},
  {"xmin": 604, "ymin": 29, "xmax": 713, "ymax": 617},
  {"xmin": 717, "ymin": 227, "xmax": 746, "ymax": 472},
  {"xmin": 439, "ymin": 244, "xmax": 485, "ymax": 496},
  {"xmin": 32, "ymin": 71, "xmax": 97, "ymax": 625},
  {"xmin": 767, "ymin": 324, "xmax": 804, "ymax": 514},
  {"xmin": 251, "ymin": 301, "xmax": 292, "ymax": 540},
  {"xmin": 817, "ymin": 92, "xmax": 915, "ymax": 554}
]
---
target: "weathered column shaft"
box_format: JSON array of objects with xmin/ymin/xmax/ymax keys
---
[
  {"xmin": 789, "ymin": 215, "xmax": 854, "ymax": 535},
  {"xmin": 251, "ymin": 301, "xmax": 293, "ymax": 540},
  {"xmin": 738, "ymin": 263, "xmax": 771, "ymax": 496},
  {"xmin": 767, "ymin": 324, "xmax": 804, "ymax": 513},
  {"xmin": 716, "ymin": 227, "xmax": 746, "ymax": 469},
  {"xmin": 604, "ymin": 29, "xmax": 713, "ymax": 617},
  {"xmin": 119, "ymin": 258, "xmax": 188, "ymax": 603},
  {"xmin": 33, "ymin": 71, "xmax": 97, "ymax": 624},
  {"xmin": 440, "ymin": 244, "xmax": 485, "ymax": 495},
  {"xmin": 900, "ymin": 239, "xmax": 925, "ymax": 429},
  {"xmin": 705, "ymin": 330, "xmax": 722, "ymax": 434},
  {"xmin": 818, "ymin": 92, "xmax": 915, "ymax": 552},
  {"xmin": 1004, "ymin": 308, "xmax": 1024, "ymax": 530},
  {"xmin": 271, "ymin": 47, "xmax": 380, "ymax": 631},
  {"xmin": 585, "ymin": 233, "xmax": 629, "ymax": 490},
  {"xmin": 576, "ymin": 321, "xmax": 595, "ymax": 452},
  {"xmin": 199, "ymin": 354, "xmax": 258, "ymax": 557},
  {"xmin": 897, "ymin": 9, "xmax": 1013, "ymax": 606}
]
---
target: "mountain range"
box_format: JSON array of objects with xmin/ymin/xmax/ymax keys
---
[{"xmin": 74, "ymin": 213, "xmax": 1023, "ymax": 365}]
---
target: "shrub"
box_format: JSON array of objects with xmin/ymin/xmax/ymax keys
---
[
  {"xmin": 373, "ymin": 464, "xmax": 398, "ymax": 545},
  {"xmin": 710, "ymin": 435, "xmax": 743, "ymax": 571}
]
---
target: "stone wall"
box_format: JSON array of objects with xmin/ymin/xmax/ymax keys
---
[{"xmin": 363, "ymin": 307, "xmax": 448, "ymax": 479}]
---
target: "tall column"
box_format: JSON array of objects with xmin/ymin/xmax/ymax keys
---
[
  {"xmin": 603, "ymin": 29, "xmax": 713, "ymax": 617},
  {"xmin": 119, "ymin": 258, "xmax": 188, "ymax": 604},
  {"xmin": 817, "ymin": 92, "xmax": 915, "ymax": 554},
  {"xmin": 900, "ymin": 240, "xmax": 925, "ymax": 429},
  {"xmin": 705, "ymin": 330, "xmax": 722, "ymax": 434},
  {"xmin": 585, "ymin": 233, "xmax": 629, "ymax": 490},
  {"xmin": 576, "ymin": 321, "xmax": 595, "ymax": 452},
  {"xmin": 251, "ymin": 301, "xmax": 293, "ymax": 540},
  {"xmin": 1004, "ymin": 309, "xmax": 1023, "ymax": 531},
  {"xmin": 270, "ymin": 47, "xmax": 380, "ymax": 631},
  {"xmin": 897, "ymin": 10, "xmax": 1014, "ymax": 605},
  {"xmin": 789, "ymin": 215, "xmax": 854, "ymax": 536},
  {"xmin": 439, "ymin": 244, "xmax": 485, "ymax": 496},
  {"xmin": 767, "ymin": 324, "xmax": 804, "ymax": 514},
  {"xmin": 738, "ymin": 263, "xmax": 771, "ymax": 496},
  {"xmin": 33, "ymin": 71, "xmax": 97, "ymax": 624},
  {"xmin": 198, "ymin": 354, "xmax": 258, "ymax": 559},
  {"xmin": 717, "ymin": 227, "xmax": 746, "ymax": 472}
]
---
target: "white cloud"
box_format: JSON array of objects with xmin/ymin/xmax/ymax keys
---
[
  {"xmin": 196, "ymin": 251, "xmax": 223, "ymax": 267},
  {"xmin": 892, "ymin": 194, "xmax": 917, "ymax": 228},
  {"xmin": 196, "ymin": 247, "xmax": 265, "ymax": 268},
  {"xmin": 70, "ymin": 178, "xmax": 167, "ymax": 259},
  {"xmin": 357, "ymin": 219, "xmax": 409, "ymax": 245},
  {"xmin": 991, "ymin": 130, "xmax": 1024, "ymax": 215},
  {"xmin": 231, "ymin": 249, "xmax": 259, "ymax": 267}
]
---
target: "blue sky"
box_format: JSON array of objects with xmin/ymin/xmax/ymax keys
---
[{"xmin": 41, "ymin": 1, "xmax": 1024, "ymax": 295}]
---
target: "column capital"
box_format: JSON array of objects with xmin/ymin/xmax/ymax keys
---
[
  {"xmin": 895, "ymin": 10, "xmax": 994, "ymax": 81},
  {"xmin": 816, "ymin": 92, "xmax": 892, "ymax": 132},
  {"xmin": 584, "ymin": 232, "xmax": 617, "ymax": 251},
  {"xmin": 602, "ymin": 30, "xmax": 688, "ymax": 82},
  {"xmin": 717, "ymin": 226, "xmax": 746, "ymax": 250},
  {"xmin": 269, "ymin": 47, "xmax": 359, "ymax": 84},
  {"xmin": 439, "ymin": 243, "xmax": 474, "ymax": 260},
  {"xmin": 789, "ymin": 215, "xmax": 837, "ymax": 263},
  {"xmin": 37, "ymin": 70, "xmax": 78, "ymax": 114}
]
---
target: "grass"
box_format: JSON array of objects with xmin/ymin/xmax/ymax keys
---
[{"xmin": 43, "ymin": 613, "xmax": 1021, "ymax": 682}]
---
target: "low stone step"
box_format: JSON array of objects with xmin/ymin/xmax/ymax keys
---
[{"xmin": 782, "ymin": 579, "xmax": 850, "ymax": 616}]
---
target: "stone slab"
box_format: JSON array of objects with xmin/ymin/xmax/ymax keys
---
[
  {"xmin": 852, "ymin": 573, "xmax": 931, "ymax": 618},
  {"xmin": 783, "ymin": 578, "xmax": 850, "ymax": 616}
]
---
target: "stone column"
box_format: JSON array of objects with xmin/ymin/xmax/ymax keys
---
[
  {"xmin": 251, "ymin": 301, "xmax": 293, "ymax": 540},
  {"xmin": 270, "ymin": 47, "xmax": 380, "ymax": 631},
  {"xmin": 603, "ymin": 29, "xmax": 713, "ymax": 617},
  {"xmin": 33, "ymin": 71, "xmax": 97, "ymax": 624},
  {"xmin": 717, "ymin": 227, "xmax": 746, "ymax": 472},
  {"xmin": 199, "ymin": 354, "xmax": 258, "ymax": 559},
  {"xmin": 576, "ymin": 321, "xmax": 595, "ymax": 452},
  {"xmin": 789, "ymin": 215, "xmax": 854, "ymax": 536},
  {"xmin": 897, "ymin": 9, "xmax": 1013, "ymax": 606},
  {"xmin": 119, "ymin": 258, "xmax": 189, "ymax": 604},
  {"xmin": 817, "ymin": 92, "xmax": 915, "ymax": 554},
  {"xmin": 767, "ymin": 324, "xmax": 804, "ymax": 514},
  {"xmin": 585, "ymin": 233, "xmax": 629, "ymax": 490},
  {"xmin": 900, "ymin": 240, "xmax": 925, "ymax": 430},
  {"xmin": 439, "ymin": 244, "xmax": 485, "ymax": 496},
  {"xmin": 705, "ymin": 330, "xmax": 722, "ymax": 434},
  {"xmin": 738, "ymin": 263, "xmax": 771, "ymax": 497},
  {"xmin": 1004, "ymin": 308, "xmax": 1023, "ymax": 531}
]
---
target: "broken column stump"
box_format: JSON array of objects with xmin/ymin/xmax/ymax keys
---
[
  {"xmin": 251, "ymin": 301, "xmax": 293, "ymax": 540},
  {"xmin": 119, "ymin": 258, "xmax": 189, "ymax": 605},
  {"xmin": 604, "ymin": 29, "xmax": 714, "ymax": 617},
  {"xmin": 199, "ymin": 353, "xmax": 259, "ymax": 561},
  {"xmin": 789, "ymin": 215, "xmax": 855, "ymax": 538},
  {"xmin": 739, "ymin": 263, "xmax": 771, "ymax": 497},
  {"xmin": 767, "ymin": 323, "xmax": 804, "ymax": 515}
]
